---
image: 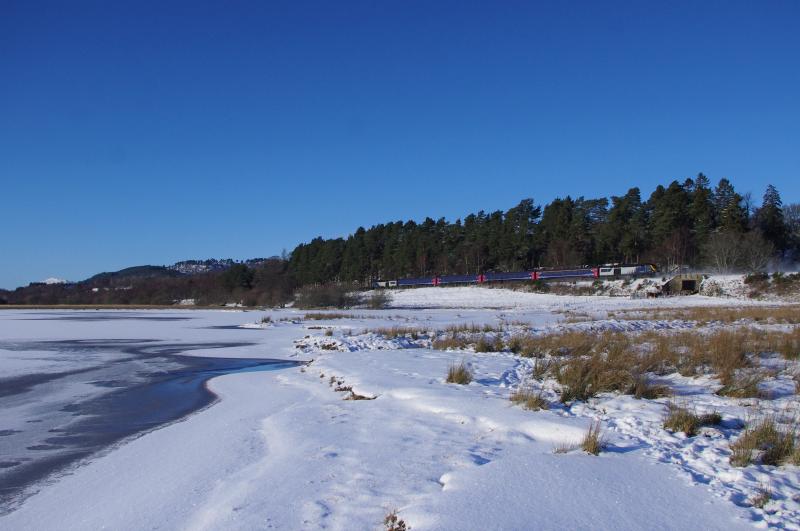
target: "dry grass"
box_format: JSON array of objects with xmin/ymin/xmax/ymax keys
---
[
  {"xmin": 639, "ymin": 327, "xmax": 793, "ymax": 384},
  {"xmin": 610, "ymin": 305, "xmax": 800, "ymax": 325},
  {"xmin": 443, "ymin": 322, "xmax": 503, "ymax": 334},
  {"xmin": 631, "ymin": 372, "xmax": 672, "ymax": 399},
  {"xmin": 716, "ymin": 370, "xmax": 765, "ymax": 398},
  {"xmin": 775, "ymin": 328, "xmax": 800, "ymax": 360},
  {"xmin": 432, "ymin": 336, "xmax": 470, "ymax": 350},
  {"xmin": 475, "ymin": 335, "xmax": 504, "ymax": 352},
  {"xmin": 554, "ymin": 340, "xmax": 671, "ymax": 403},
  {"xmin": 581, "ymin": 421, "xmax": 605, "ymax": 455},
  {"xmin": 304, "ymin": 312, "xmax": 353, "ymax": 320},
  {"xmin": 553, "ymin": 441, "xmax": 579, "ymax": 454},
  {"xmin": 421, "ymin": 319, "xmax": 799, "ymax": 406},
  {"xmin": 383, "ymin": 510, "xmax": 408, "ymax": 531},
  {"xmin": 446, "ymin": 362, "xmax": 473, "ymax": 385},
  {"xmin": 750, "ymin": 484, "xmax": 772, "ymax": 509},
  {"xmin": 509, "ymin": 386, "xmax": 549, "ymax": 411},
  {"xmin": 531, "ymin": 358, "xmax": 552, "ymax": 380},
  {"xmin": 663, "ymin": 403, "xmax": 722, "ymax": 436},
  {"xmin": 730, "ymin": 416, "xmax": 796, "ymax": 467},
  {"xmin": 372, "ymin": 326, "xmax": 425, "ymax": 339}
]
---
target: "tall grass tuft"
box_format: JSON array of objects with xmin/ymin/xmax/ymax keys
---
[
  {"xmin": 730, "ymin": 416, "xmax": 796, "ymax": 467},
  {"xmin": 446, "ymin": 362, "xmax": 473, "ymax": 385},
  {"xmin": 509, "ymin": 386, "xmax": 549, "ymax": 411},
  {"xmin": 581, "ymin": 421, "xmax": 604, "ymax": 455},
  {"xmin": 663, "ymin": 403, "xmax": 722, "ymax": 437}
]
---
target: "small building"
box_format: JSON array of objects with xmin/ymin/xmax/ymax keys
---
[{"xmin": 663, "ymin": 273, "xmax": 705, "ymax": 295}]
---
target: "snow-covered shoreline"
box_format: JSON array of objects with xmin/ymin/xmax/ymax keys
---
[{"xmin": 1, "ymin": 289, "xmax": 798, "ymax": 529}]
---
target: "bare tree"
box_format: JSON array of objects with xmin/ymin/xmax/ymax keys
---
[
  {"xmin": 657, "ymin": 228, "xmax": 692, "ymax": 273},
  {"xmin": 740, "ymin": 231, "xmax": 774, "ymax": 272},
  {"xmin": 703, "ymin": 231, "xmax": 741, "ymax": 273}
]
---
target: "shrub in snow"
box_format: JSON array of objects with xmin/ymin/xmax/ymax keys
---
[
  {"xmin": 366, "ymin": 290, "xmax": 391, "ymax": 309},
  {"xmin": 294, "ymin": 283, "xmax": 358, "ymax": 309}
]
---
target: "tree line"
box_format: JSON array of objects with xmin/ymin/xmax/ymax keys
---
[
  {"xmin": 2, "ymin": 174, "xmax": 797, "ymax": 306},
  {"xmin": 289, "ymin": 175, "xmax": 799, "ymax": 284}
]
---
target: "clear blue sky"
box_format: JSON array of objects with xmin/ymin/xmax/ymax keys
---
[{"xmin": 2, "ymin": 1, "xmax": 799, "ymax": 289}]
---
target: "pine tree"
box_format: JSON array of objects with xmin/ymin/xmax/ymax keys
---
[
  {"xmin": 714, "ymin": 178, "xmax": 748, "ymax": 232},
  {"xmin": 756, "ymin": 184, "xmax": 788, "ymax": 252},
  {"xmin": 689, "ymin": 173, "xmax": 716, "ymax": 248}
]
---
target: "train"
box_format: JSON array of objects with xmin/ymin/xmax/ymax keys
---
[{"xmin": 372, "ymin": 263, "xmax": 658, "ymax": 288}]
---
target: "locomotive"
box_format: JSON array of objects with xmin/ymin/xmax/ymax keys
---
[{"xmin": 372, "ymin": 263, "xmax": 657, "ymax": 288}]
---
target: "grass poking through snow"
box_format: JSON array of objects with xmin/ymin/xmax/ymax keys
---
[
  {"xmin": 509, "ymin": 386, "xmax": 549, "ymax": 411},
  {"xmin": 581, "ymin": 421, "xmax": 605, "ymax": 455},
  {"xmin": 663, "ymin": 403, "xmax": 722, "ymax": 437},
  {"xmin": 446, "ymin": 361, "xmax": 473, "ymax": 385},
  {"xmin": 729, "ymin": 415, "xmax": 796, "ymax": 467}
]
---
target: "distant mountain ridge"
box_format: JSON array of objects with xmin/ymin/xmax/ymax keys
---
[
  {"xmin": 1, "ymin": 255, "xmax": 291, "ymax": 306},
  {"xmin": 168, "ymin": 258, "xmax": 271, "ymax": 275}
]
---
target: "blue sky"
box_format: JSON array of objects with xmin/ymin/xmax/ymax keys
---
[{"xmin": 1, "ymin": 1, "xmax": 799, "ymax": 289}]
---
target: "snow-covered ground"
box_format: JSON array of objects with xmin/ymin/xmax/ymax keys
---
[
  {"xmin": 381, "ymin": 284, "xmax": 781, "ymax": 310},
  {"xmin": 1, "ymin": 288, "xmax": 798, "ymax": 530}
]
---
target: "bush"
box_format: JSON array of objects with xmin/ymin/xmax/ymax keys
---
[
  {"xmin": 744, "ymin": 272, "xmax": 769, "ymax": 285},
  {"xmin": 294, "ymin": 283, "xmax": 358, "ymax": 309},
  {"xmin": 366, "ymin": 290, "xmax": 391, "ymax": 309},
  {"xmin": 446, "ymin": 362, "xmax": 473, "ymax": 385}
]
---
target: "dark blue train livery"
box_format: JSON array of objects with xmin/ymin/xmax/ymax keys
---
[{"xmin": 373, "ymin": 263, "xmax": 657, "ymax": 288}]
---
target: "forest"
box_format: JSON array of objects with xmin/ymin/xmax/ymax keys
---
[
  {"xmin": 289, "ymin": 176, "xmax": 798, "ymax": 284},
  {"xmin": 2, "ymin": 175, "xmax": 798, "ymax": 306}
]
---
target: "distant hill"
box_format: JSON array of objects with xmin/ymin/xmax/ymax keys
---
[
  {"xmin": 0, "ymin": 256, "xmax": 293, "ymax": 307},
  {"xmin": 87, "ymin": 265, "xmax": 184, "ymax": 284}
]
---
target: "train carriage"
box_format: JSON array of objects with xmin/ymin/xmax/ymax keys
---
[{"xmin": 373, "ymin": 263, "xmax": 656, "ymax": 288}]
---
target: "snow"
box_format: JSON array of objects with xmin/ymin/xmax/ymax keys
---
[
  {"xmin": 41, "ymin": 277, "xmax": 67, "ymax": 285},
  {"xmin": 1, "ymin": 292, "xmax": 798, "ymax": 529},
  {"xmin": 381, "ymin": 285, "xmax": 781, "ymax": 311}
]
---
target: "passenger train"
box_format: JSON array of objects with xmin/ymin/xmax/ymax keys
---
[{"xmin": 373, "ymin": 263, "xmax": 658, "ymax": 288}]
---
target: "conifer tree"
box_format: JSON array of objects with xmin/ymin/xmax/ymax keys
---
[
  {"xmin": 714, "ymin": 178, "xmax": 748, "ymax": 232},
  {"xmin": 756, "ymin": 184, "xmax": 788, "ymax": 252}
]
